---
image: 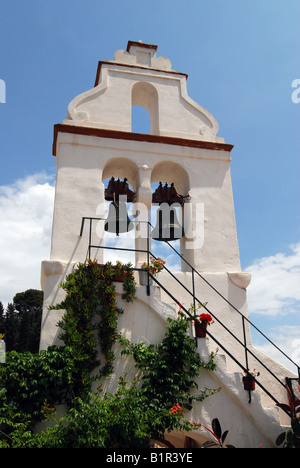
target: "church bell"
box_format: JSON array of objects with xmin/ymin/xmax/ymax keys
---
[
  {"xmin": 151, "ymin": 182, "xmax": 186, "ymax": 242},
  {"xmin": 104, "ymin": 201, "xmax": 134, "ymax": 236},
  {"xmin": 104, "ymin": 177, "xmax": 135, "ymax": 235},
  {"xmin": 151, "ymin": 205, "xmax": 184, "ymax": 242}
]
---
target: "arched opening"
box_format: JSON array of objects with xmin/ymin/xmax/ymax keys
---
[
  {"xmin": 151, "ymin": 161, "xmax": 190, "ymax": 196},
  {"xmin": 150, "ymin": 182, "xmax": 182, "ymax": 272},
  {"xmin": 131, "ymin": 105, "xmax": 151, "ymax": 134},
  {"xmin": 101, "ymin": 177, "xmax": 135, "ymax": 265},
  {"xmin": 131, "ymin": 81, "xmax": 159, "ymax": 135},
  {"xmin": 102, "ymin": 157, "xmax": 139, "ymax": 190},
  {"xmin": 100, "ymin": 158, "xmax": 139, "ymax": 265},
  {"xmin": 150, "ymin": 162, "xmax": 190, "ymax": 272}
]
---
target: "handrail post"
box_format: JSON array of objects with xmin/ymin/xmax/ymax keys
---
[
  {"xmin": 146, "ymin": 221, "xmax": 150, "ymax": 296},
  {"xmin": 192, "ymin": 268, "xmax": 198, "ymax": 346},
  {"xmin": 192, "ymin": 268, "xmax": 196, "ymax": 313},
  {"xmin": 242, "ymin": 315, "xmax": 251, "ymax": 403},
  {"xmin": 79, "ymin": 217, "xmax": 86, "ymax": 237},
  {"xmin": 88, "ymin": 218, "xmax": 92, "ymax": 260}
]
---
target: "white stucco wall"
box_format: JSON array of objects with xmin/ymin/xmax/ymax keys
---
[
  {"xmin": 39, "ymin": 42, "xmax": 296, "ymax": 448},
  {"xmin": 51, "ymin": 130, "xmax": 240, "ymax": 272}
]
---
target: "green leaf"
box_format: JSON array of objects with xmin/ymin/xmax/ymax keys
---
[
  {"xmin": 212, "ymin": 418, "xmax": 222, "ymax": 440},
  {"xmin": 201, "ymin": 440, "xmax": 219, "ymax": 448},
  {"xmin": 291, "ymin": 417, "xmax": 300, "ymax": 436},
  {"xmin": 222, "ymin": 429, "xmax": 229, "ymax": 444}
]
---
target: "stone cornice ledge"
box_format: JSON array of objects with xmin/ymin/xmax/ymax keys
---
[{"xmin": 52, "ymin": 123, "xmax": 234, "ymax": 157}]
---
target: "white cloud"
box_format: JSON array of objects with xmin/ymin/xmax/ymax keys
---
[
  {"xmin": 0, "ymin": 173, "xmax": 55, "ymax": 307},
  {"xmin": 246, "ymin": 243, "xmax": 300, "ymax": 317},
  {"xmin": 151, "ymin": 240, "xmax": 181, "ymax": 271},
  {"xmin": 0, "ymin": 178, "xmax": 182, "ymax": 307},
  {"xmin": 102, "ymin": 232, "xmax": 135, "ymax": 265},
  {"xmin": 255, "ymin": 325, "xmax": 300, "ymax": 371},
  {"xmin": 252, "ymin": 325, "xmax": 300, "ymax": 370},
  {"xmin": 245, "ymin": 244, "xmax": 300, "ymax": 371}
]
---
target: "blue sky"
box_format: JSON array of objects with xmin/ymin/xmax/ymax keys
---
[{"xmin": 0, "ymin": 1, "xmax": 299, "ymax": 369}]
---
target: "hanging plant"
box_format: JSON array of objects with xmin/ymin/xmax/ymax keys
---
[
  {"xmin": 242, "ymin": 369, "xmax": 260, "ymax": 391},
  {"xmin": 141, "ymin": 256, "xmax": 166, "ymax": 276},
  {"xmin": 195, "ymin": 313, "xmax": 214, "ymax": 338}
]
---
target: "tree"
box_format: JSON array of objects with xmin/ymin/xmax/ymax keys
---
[
  {"xmin": 13, "ymin": 289, "xmax": 43, "ymax": 353},
  {"xmin": 13, "ymin": 289, "xmax": 43, "ymax": 315},
  {"xmin": 0, "ymin": 302, "xmax": 5, "ymax": 335},
  {"xmin": 1, "ymin": 290, "xmax": 43, "ymax": 353},
  {"xmin": 4, "ymin": 303, "xmax": 18, "ymax": 352}
]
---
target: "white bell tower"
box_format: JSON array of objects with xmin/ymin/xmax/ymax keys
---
[
  {"xmin": 47, "ymin": 40, "xmax": 241, "ymax": 272},
  {"xmin": 39, "ymin": 42, "xmax": 295, "ymax": 448}
]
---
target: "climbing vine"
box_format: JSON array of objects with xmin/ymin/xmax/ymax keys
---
[
  {"xmin": 120, "ymin": 312, "xmax": 218, "ymax": 415},
  {"xmin": 51, "ymin": 260, "xmax": 136, "ymax": 388}
]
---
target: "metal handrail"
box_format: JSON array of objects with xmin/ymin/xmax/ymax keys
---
[
  {"xmin": 160, "ymin": 232, "xmax": 300, "ymax": 375},
  {"xmin": 79, "ymin": 216, "xmax": 299, "ymax": 410}
]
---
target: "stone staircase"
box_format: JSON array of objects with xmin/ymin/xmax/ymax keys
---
[
  {"xmin": 190, "ymin": 339, "xmax": 289, "ymax": 448},
  {"xmin": 112, "ymin": 282, "xmax": 292, "ymax": 448}
]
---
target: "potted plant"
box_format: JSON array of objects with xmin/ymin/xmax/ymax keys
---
[
  {"xmin": 276, "ymin": 382, "xmax": 300, "ymax": 448},
  {"xmin": 195, "ymin": 312, "xmax": 214, "ymax": 338},
  {"xmin": 97, "ymin": 261, "xmax": 131, "ymax": 283},
  {"xmin": 242, "ymin": 369, "xmax": 260, "ymax": 391},
  {"xmin": 139, "ymin": 256, "xmax": 166, "ymax": 285}
]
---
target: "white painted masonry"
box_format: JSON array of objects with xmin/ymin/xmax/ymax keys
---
[{"xmin": 40, "ymin": 41, "xmax": 296, "ymax": 447}]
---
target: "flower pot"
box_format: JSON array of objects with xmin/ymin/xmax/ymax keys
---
[
  {"xmin": 139, "ymin": 270, "xmax": 153, "ymax": 286},
  {"xmin": 112, "ymin": 272, "xmax": 128, "ymax": 282},
  {"xmin": 195, "ymin": 319, "xmax": 208, "ymax": 338},
  {"xmin": 243, "ymin": 376, "xmax": 256, "ymax": 391},
  {"xmin": 97, "ymin": 264, "xmax": 128, "ymax": 282}
]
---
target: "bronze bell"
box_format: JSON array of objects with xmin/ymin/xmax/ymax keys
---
[
  {"xmin": 104, "ymin": 201, "xmax": 134, "ymax": 236},
  {"xmin": 151, "ymin": 205, "xmax": 184, "ymax": 242}
]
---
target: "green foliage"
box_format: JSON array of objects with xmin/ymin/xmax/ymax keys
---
[
  {"xmin": 276, "ymin": 383, "xmax": 300, "ymax": 448},
  {"xmin": 0, "ymin": 289, "xmax": 43, "ymax": 353},
  {"xmin": 13, "ymin": 289, "xmax": 44, "ymax": 315},
  {"xmin": 30, "ymin": 378, "xmax": 171, "ymax": 448},
  {"xmin": 0, "ymin": 346, "xmax": 77, "ymax": 447},
  {"xmin": 276, "ymin": 418, "xmax": 300, "ymax": 449},
  {"xmin": 199, "ymin": 418, "xmax": 235, "ymax": 448},
  {"xmin": 120, "ymin": 312, "xmax": 218, "ymax": 415},
  {"xmin": 0, "ymin": 260, "xmax": 219, "ymax": 448},
  {"xmin": 51, "ymin": 259, "xmax": 136, "ymax": 384}
]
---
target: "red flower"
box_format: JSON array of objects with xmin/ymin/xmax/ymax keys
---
[
  {"xmin": 171, "ymin": 403, "xmax": 182, "ymax": 414},
  {"xmin": 199, "ymin": 313, "xmax": 213, "ymax": 323}
]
